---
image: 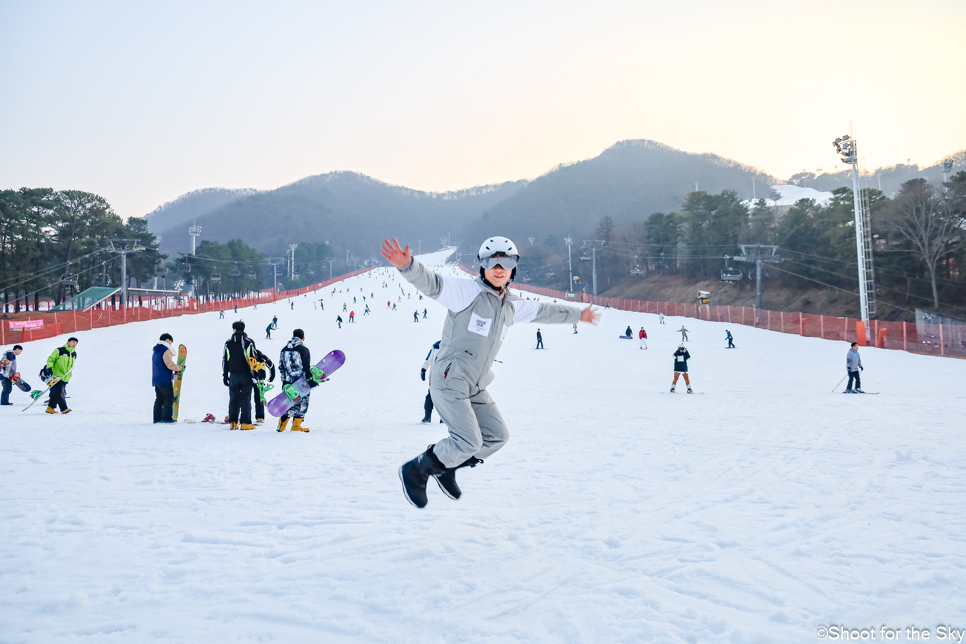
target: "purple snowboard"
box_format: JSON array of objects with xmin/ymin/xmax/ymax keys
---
[{"xmin": 266, "ymin": 349, "xmax": 345, "ymax": 417}]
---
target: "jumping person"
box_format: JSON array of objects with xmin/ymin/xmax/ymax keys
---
[
  {"xmin": 536, "ymin": 329, "xmax": 544, "ymax": 349},
  {"xmin": 420, "ymin": 340, "xmax": 441, "ymax": 424},
  {"xmin": 44, "ymin": 338, "xmax": 78, "ymax": 413},
  {"xmin": 1, "ymin": 344, "xmax": 24, "ymax": 405},
  {"xmin": 639, "ymin": 327, "xmax": 648, "ymax": 350},
  {"xmin": 670, "ymin": 343, "xmax": 692, "ymax": 393},
  {"xmin": 844, "ymin": 342, "xmax": 864, "ymax": 393},
  {"xmin": 152, "ymin": 333, "xmax": 184, "ymax": 423},
  {"xmin": 277, "ymin": 329, "xmax": 315, "ymax": 432},
  {"xmin": 383, "ymin": 236, "xmax": 600, "ymax": 509},
  {"xmin": 726, "ymin": 329, "xmax": 735, "ymax": 349},
  {"xmin": 222, "ymin": 321, "xmax": 257, "ymax": 430}
]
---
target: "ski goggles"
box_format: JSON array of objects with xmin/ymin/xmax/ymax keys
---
[{"xmin": 479, "ymin": 255, "xmax": 518, "ymax": 270}]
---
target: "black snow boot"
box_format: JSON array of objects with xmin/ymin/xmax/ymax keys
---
[
  {"xmin": 399, "ymin": 445, "xmax": 447, "ymax": 508},
  {"xmin": 434, "ymin": 456, "xmax": 483, "ymax": 501}
]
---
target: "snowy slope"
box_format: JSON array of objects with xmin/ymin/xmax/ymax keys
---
[{"xmin": 2, "ymin": 249, "xmax": 965, "ymax": 643}]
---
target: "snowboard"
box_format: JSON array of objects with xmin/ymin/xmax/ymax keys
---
[
  {"xmin": 10, "ymin": 373, "xmax": 33, "ymax": 393},
  {"xmin": 22, "ymin": 367, "xmax": 73, "ymax": 412},
  {"xmin": 619, "ymin": 335, "xmax": 633, "ymax": 339},
  {"xmin": 171, "ymin": 344, "xmax": 187, "ymax": 421},
  {"xmin": 266, "ymin": 350, "xmax": 345, "ymax": 418}
]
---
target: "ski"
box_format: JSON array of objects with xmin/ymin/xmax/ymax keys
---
[
  {"xmin": 840, "ymin": 392, "xmax": 880, "ymax": 395},
  {"xmin": 171, "ymin": 344, "xmax": 187, "ymax": 420},
  {"xmin": 661, "ymin": 391, "xmax": 703, "ymax": 394}
]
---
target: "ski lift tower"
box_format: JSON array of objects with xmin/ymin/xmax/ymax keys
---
[
  {"xmin": 582, "ymin": 240, "xmax": 607, "ymax": 296},
  {"xmin": 288, "ymin": 244, "xmax": 298, "ymax": 280},
  {"xmin": 267, "ymin": 257, "xmax": 286, "ymax": 293},
  {"xmin": 107, "ymin": 239, "xmax": 145, "ymax": 310},
  {"xmin": 833, "ymin": 133, "xmax": 876, "ymax": 339},
  {"xmin": 733, "ymin": 244, "xmax": 783, "ymax": 313},
  {"xmin": 188, "ymin": 220, "xmax": 202, "ymax": 255}
]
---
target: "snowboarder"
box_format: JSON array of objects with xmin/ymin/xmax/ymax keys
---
[
  {"xmin": 383, "ymin": 236, "xmax": 599, "ymax": 509},
  {"xmin": 639, "ymin": 328, "xmax": 648, "ymax": 350},
  {"xmin": 624, "ymin": 325, "xmax": 633, "ymax": 338},
  {"xmin": 845, "ymin": 342, "xmax": 864, "ymax": 393},
  {"xmin": 413, "ymin": 311, "xmax": 420, "ymax": 323},
  {"xmin": 336, "ymin": 315, "xmax": 343, "ymax": 329},
  {"xmin": 421, "ymin": 340, "xmax": 441, "ymax": 424},
  {"xmin": 276, "ymin": 329, "xmax": 314, "ymax": 432},
  {"xmin": 536, "ymin": 329, "xmax": 543, "ymax": 349},
  {"xmin": 1, "ymin": 344, "xmax": 24, "ymax": 406},
  {"xmin": 422, "ymin": 308, "xmax": 427, "ymax": 319},
  {"xmin": 659, "ymin": 312, "xmax": 665, "ymax": 324},
  {"xmin": 364, "ymin": 305, "xmax": 370, "ymax": 315},
  {"xmin": 250, "ymin": 348, "xmax": 275, "ymax": 423},
  {"xmin": 726, "ymin": 330, "xmax": 735, "ymax": 348},
  {"xmin": 392, "ymin": 303, "xmax": 396, "ymax": 311},
  {"xmin": 219, "ymin": 310, "xmax": 225, "ymax": 319},
  {"xmin": 670, "ymin": 344, "xmax": 692, "ymax": 393},
  {"xmin": 290, "ymin": 301, "xmax": 294, "ymax": 310},
  {"xmin": 43, "ymin": 338, "xmax": 78, "ymax": 414},
  {"xmin": 319, "ymin": 300, "xmax": 324, "ymax": 310},
  {"xmin": 265, "ymin": 323, "xmax": 273, "ymax": 339},
  {"xmin": 222, "ymin": 321, "xmax": 257, "ymax": 430},
  {"xmin": 678, "ymin": 325, "xmax": 689, "ymax": 342},
  {"xmin": 152, "ymin": 333, "xmax": 184, "ymax": 423}
]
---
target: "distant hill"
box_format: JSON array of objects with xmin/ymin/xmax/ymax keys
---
[
  {"xmin": 788, "ymin": 149, "xmax": 966, "ymax": 196},
  {"xmin": 155, "ymin": 173, "xmax": 524, "ymax": 258},
  {"xmin": 146, "ymin": 187, "xmax": 261, "ymax": 235},
  {"xmin": 459, "ymin": 140, "xmax": 779, "ymax": 246}
]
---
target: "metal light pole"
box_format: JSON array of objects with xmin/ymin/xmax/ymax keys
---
[
  {"xmin": 833, "ymin": 133, "xmax": 876, "ymax": 338},
  {"xmin": 942, "ymin": 159, "xmax": 954, "ymax": 191},
  {"xmin": 288, "ymin": 244, "xmax": 298, "ymax": 280},
  {"xmin": 328, "ymin": 259, "xmax": 335, "ymax": 279},
  {"xmin": 188, "ymin": 220, "xmax": 202, "ymax": 255},
  {"xmin": 564, "ymin": 236, "xmax": 573, "ymax": 293}
]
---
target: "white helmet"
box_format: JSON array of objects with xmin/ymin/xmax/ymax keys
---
[{"xmin": 477, "ymin": 236, "xmax": 519, "ymax": 261}]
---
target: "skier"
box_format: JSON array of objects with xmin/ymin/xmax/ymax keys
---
[
  {"xmin": 392, "ymin": 303, "xmax": 396, "ymax": 311},
  {"xmin": 659, "ymin": 312, "xmax": 665, "ymax": 325},
  {"xmin": 536, "ymin": 329, "xmax": 544, "ymax": 349},
  {"xmin": 420, "ymin": 340, "xmax": 441, "ymax": 424},
  {"xmin": 336, "ymin": 315, "xmax": 343, "ymax": 329},
  {"xmin": 219, "ymin": 310, "xmax": 225, "ymax": 319},
  {"xmin": 670, "ymin": 343, "xmax": 692, "ymax": 393},
  {"xmin": 678, "ymin": 325, "xmax": 689, "ymax": 342},
  {"xmin": 639, "ymin": 327, "xmax": 648, "ymax": 350},
  {"xmin": 319, "ymin": 300, "xmax": 324, "ymax": 310},
  {"xmin": 845, "ymin": 342, "xmax": 864, "ymax": 393},
  {"xmin": 43, "ymin": 337, "xmax": 78, "ymax": 414},
  {"xmin": 387, "ymin": 301, "xmax": 391, "ymax": 309},
  {"xmin": 222, "ymin": 321, "xmax": 257, "ymax": 430},
  {"xmin": 250, "ymin": 348, "xmax": 275, "ymax": 423},
  {"xmin": 726, "ymin": 330, "xmax": 735, "ymax": 349},
  {"xmin": 152, "ymin": 333, "xmax": 184, "ymax": 423},
  {"xmin": 290, "ymin": 301, "xmax": 294, "ymax": 310},
  {"xmin": 413, "ymin": 311, "xmax": 420, "ymax": 323},
  {"xmin": 343, "ymin": 303, "xmax": 347, "ymax": 312},
  {"xmin": 276, "ymin": 329, "xmax": 315, "ymax": 432},
  {"xmin": 265, "ymin": 323, "xmax": 273, "ymax": 339},
  {"xmin": 234, "ymin": 304, "xmax": 238, "ymax": 314},
  {"xmin": 382, "ymin": 236, "xmax": 599, "ymax": 508},
  {"xmin": 364, "ymin": 304, "xmax": 371, "ymax": 315},
  {"xmin": 353, "ymin": 296, "xmax": 356, "ymax": 303},
  {"xmin": 573, "ymin": 323, "xmax": 578, "ymax": 334},
  {"xmin": 1, "ymin": 344, "xmax": 24, "ymax": 406},
  {"xmin": 422, "ymin": 308, "xmax": 427, "ymax": 319}
]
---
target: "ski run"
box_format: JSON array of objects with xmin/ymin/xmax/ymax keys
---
[{"xmin": 3, "ymin": 249, "xmax": 965, "ymax": 643}]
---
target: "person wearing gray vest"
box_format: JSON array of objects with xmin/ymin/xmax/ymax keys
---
[{"xmin": 383, "ymin": 236, "xmax": 600, "ymax": 508}]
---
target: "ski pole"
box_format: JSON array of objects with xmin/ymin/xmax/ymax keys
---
[{"xmin": 830, "ymin": 374, "xmax": 847, "ymax": 393}]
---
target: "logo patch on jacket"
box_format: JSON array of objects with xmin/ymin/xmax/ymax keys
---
[{"xmin": 468, "ymin": 312, "xmax": 492, "ymax": 337}]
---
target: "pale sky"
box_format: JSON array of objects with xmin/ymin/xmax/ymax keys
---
[{"xmin": 2, "ymin": 0, "xmax": 964, "ymax": 219}]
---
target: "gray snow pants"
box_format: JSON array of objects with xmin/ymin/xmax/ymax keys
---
[{"xmin": 429, "ymin": 380, "xmax": 509, "ymax": 468}]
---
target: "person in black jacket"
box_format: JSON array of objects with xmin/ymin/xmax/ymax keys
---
[
  {"xmin": 222, "ymin": 321, "xmax": 257, "ymax": 430},
  {"xmin": 670, "ymin": 344, "xmax": 693, "ymax": 393},
  {"xmin": 250, "ymin": 348, "xmax": 275, "ymax": 423}
]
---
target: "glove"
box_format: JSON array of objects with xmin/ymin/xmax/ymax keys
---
[
  {"xmin": 223, "ymin": 374, "xmax": 229, "ymax": 387},
  {"xmin": 420, "ymin": 368, "xmax": 426, "ymax": 382},
  {"xmin": 43, "ymin": 366, "xmax": 53, "ymax": 378},
  {"xmin": 860, "ymin": 366, "xmax": 864, "ymax": 371}
]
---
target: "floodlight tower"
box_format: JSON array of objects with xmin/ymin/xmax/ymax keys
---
[
  {"xmin": 942, "ymin": 159, "xmax": 954, "ymax": 191},
  {"xmin": 564, "ymin": 236, "xmax": 574, "ymax": 293},
  {"xmin": 832, "ymin": 133, "xmax": 876, "ymax": 338},
  {"xmin": 188, "ymin": 220, "xmax": 202, "ymax": 255},
  {"xmin": 288, "ymin": 244, "xmax": 298, "ymax": 280}
]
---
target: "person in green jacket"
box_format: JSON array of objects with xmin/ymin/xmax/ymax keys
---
[{"xmin": 44, "ymin": 337, "xmax": 78, "ymax": 414}]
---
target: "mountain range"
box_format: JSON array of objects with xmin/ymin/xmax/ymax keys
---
[{"xmin": 146, "ymin": 139, "xmax": 964, "ymax": 261}]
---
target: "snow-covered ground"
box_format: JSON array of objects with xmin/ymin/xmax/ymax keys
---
[{"xmin": 3, "ymin": 249, "xmax": 965, "ymax": 643}]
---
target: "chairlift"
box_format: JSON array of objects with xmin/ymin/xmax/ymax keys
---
[
  {"xmin": 93, "ymin": 263, "xmax": 111, "ymax": 287},
  {"xmin": 629, "ymin": 268, "xmax": 646, "ymax": 276},
  {"xmin": 59, "ymin": 272, "xmax": 79, "ymax": 287},
  {"xmin": 229, "ymin": 263, "xmax": 241, "ymax": 278},
  {"xmin": 578, "ymin": 254, "xmax": 592, "ymax": 262},
  {"xmin": 748, "ymin": 268, "xmax": 770, "ymax": 280},
  {"xmin": 293, "ymin": 272, "xmax": 300, "ymax": 280},
  {"xmin": 720, "ymin": 256, "xmax": 743, "ymax": 282},
  {"xmin": 248, "ymin": 271, "xmax": 257, "ymax": 280},
  {"xmin": 210, "ymin": 272, "xmax": 222, "ymax": 283}
]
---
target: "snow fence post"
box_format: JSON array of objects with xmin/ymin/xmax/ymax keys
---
[
  {"xmin": 801, "ymin": 316, "xmax": 806, "ymax": 336},
  {"xmin": 780, "ymin": 311, "xmax": 784, "ymax": 333},
  {"xmin": 903, "ymin": 322, "xmax": 907, "ymax": 352},
  {"xmin": 878, "ymin": 328, "xmax": 886, "ymax": 349},
  {"xmin": 856, "ymin": 321, "xmax": 867, "ymax": 346},
  {"xmin": 940, "ymin": 324, "xmax": 945, "ymax": 357}
]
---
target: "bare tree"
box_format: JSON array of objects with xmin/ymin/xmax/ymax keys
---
[{"xmin": 888, "ymin": 179, "xmax": 966, "ymax": 309}]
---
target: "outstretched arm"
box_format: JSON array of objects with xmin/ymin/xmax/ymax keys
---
[
  {"xmin": 381, "ymin": 238, "xmax": 411, "ymax": 269},
  {"xmin": 383, "ymin": 237, "xmax": 480, "ymax": 312}
]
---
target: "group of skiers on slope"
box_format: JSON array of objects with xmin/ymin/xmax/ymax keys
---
[{"xmin": 1, "ymin": 339, "xmax": 78, "ymax": 413}]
